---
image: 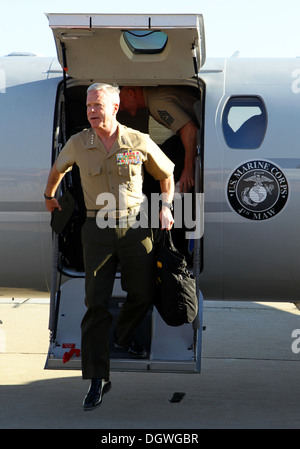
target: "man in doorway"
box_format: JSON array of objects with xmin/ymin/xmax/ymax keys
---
[
  {"xmin": 120, "ymin": 85, "xmax": 199, "ymax": 193},
  {"xmin": 44, "ymin": 83, "xmax": 174, "ymax": 410}
]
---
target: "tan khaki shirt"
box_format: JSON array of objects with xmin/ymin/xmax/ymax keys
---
[
  {"xmin": 143, "ymin": 86, "xmax": 199, "ymax": 134},
  {"xmin": 55, "ymin": 124, "xmax": 174, "ymax": 211}
]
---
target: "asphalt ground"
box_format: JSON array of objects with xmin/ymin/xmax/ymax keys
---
[{"xmin": 1, "ymin": 298, "xmax": 300, "ymax": 431}]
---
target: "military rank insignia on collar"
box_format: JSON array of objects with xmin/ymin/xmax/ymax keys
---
[{"xmin": 120, "ymin": 135, "xmax": 128, "ymax": 146}]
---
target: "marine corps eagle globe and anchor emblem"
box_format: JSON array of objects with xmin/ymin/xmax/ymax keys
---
[{"xmin": 227, "ymin": 160, "xmax": 289, "ymax": 220}]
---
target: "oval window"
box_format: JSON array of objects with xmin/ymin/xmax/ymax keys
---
[
  {"xmin": 222, "ymin": 96, "xmax": 267, "ymax": 149},
  {"xmin": 123, "ymin": 30, "xmax": 168, "ymax": 54}
]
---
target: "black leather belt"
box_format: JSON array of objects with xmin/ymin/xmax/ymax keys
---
[{"xmin": 86, "ymin": 206, "xmax": 140, "ymax": 219}]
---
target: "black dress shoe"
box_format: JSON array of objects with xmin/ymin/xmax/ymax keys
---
[
  {"xmin": 115, "ymin": 335, "xmax": 147, "ymax": 359},
  {"xmin": 126, "ymin": 337, "xmax": 147, "ymax": 358},
  {"xmin": 83, "ymin": 378, "xmax": 111, "ymax": 411}
]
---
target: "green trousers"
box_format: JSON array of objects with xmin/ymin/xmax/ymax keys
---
[{"xmin": 80, "ymin": 218, "xmax": 155, "ymax": 379}]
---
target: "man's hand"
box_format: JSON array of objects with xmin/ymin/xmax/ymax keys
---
[
  {"xmin": 180, "ymin": 165, "xmax": 195, "ymax": 193},
  {"xmin": 159, "ymin": 206, "xmax": 174, "ymax": 230},
  {"xmin": 45, "ymin": 198, "xmax": 61, "ymax": 213}
]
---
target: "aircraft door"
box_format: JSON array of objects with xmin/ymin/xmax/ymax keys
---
[
  {"xmin": 46, "ymin": 13, "xmax": 205, "ymax": 84},
  {"xmin": 45, "ymin": 85, "xmax": 204, "ymax": 374},
  {"xmin": 45, "ymin": 13, "xmax": 206, "ymax": 374}
]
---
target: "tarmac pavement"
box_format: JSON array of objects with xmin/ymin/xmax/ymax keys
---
[{"xmin": 1, "ymin": 298, "xmax": 300, "ymax": 429}]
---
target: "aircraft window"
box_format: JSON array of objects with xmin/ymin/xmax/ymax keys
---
[
  {"xmin": 123, "ymin": 30, "xmax": 168, "ymax": 54},
  {"xmin": 222, "ymin": 96, "xmax": 267, "ymax": 149}
]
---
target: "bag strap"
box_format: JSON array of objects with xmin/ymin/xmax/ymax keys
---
[{"xmin": 162, "ymin": 229, "xmax": 177, "ymax": 252}]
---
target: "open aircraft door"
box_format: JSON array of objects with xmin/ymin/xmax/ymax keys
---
[{"xmin": 45, "ymin": 13, "xmax": 205, "ymax": 373}]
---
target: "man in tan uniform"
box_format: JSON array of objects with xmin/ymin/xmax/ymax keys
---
[
  {"xmin": 44, "ymin": 83, "xmax": 174, "ymax": 410},
  {"xmin": 120, "ymin": 85, "xmax": 199, "ymax": 193}
]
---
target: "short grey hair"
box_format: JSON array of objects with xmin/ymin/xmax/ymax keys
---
[{"xmin": 87, "ymin": 83, "xmax": 120, "ymax": 102}]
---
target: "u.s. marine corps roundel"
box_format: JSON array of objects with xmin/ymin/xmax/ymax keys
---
[{"xmin": 227, "ymin": 160, "xmax": 289, "ymax": 220}]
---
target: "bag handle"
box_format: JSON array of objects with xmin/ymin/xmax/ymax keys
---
[{"xmin": 162, "ymin": 229, "xmax": 177, "ymax": 252}]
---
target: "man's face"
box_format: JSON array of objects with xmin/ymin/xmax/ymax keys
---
[
  {"xmin": 119, "ymin": 88, "xmax": 139, "ymax": 117},
  {"xmin": 86, "ymin": 89, "xmax": 118, "ymax": 131}
]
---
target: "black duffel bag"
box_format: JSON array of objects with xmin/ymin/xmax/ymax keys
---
[{"xmin": 154, "ymin": 230, "xmax": 198, "ymax": 326}]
